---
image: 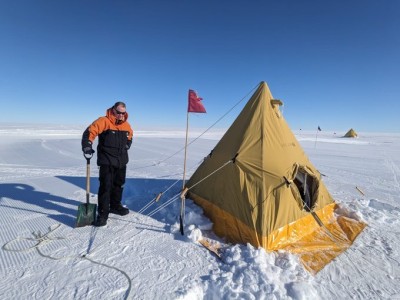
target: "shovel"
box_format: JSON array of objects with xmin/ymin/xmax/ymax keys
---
[{"xmin": 76, "ymin": 153, "xmax": 97, "ymax": 227}]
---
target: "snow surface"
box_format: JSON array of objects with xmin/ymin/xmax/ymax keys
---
[{"xmin": 0, "ymin": 125, "xmax": 399, "ymax": 300}]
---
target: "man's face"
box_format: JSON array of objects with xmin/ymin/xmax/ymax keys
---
[{"xmin": 113, "ymin": 105, "xmax": 126, "ymax": 122}]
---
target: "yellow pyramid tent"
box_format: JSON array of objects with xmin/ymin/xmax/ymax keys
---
[
  {"xmin": 185, "ymin": 82, "xmax": 366, "ymax": 273},
  {"xmin": 344, "ymin": 128, "xmax": 358, "ymax": 138}
]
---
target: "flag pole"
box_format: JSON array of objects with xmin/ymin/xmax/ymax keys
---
[
  {"xmin": 314, "ymin": 126, "xmax": 320, "ymax": 148},
  {"xmin": 180, "ymin": 89, "xmax": 205, "ymax": 235},
  {"xmin": 182, "ymin": 112, "xmax": 190, "ymax": 189},
  {"xmin": 180, "ymin": 111, "xmax": 190, "ymax": 235}
]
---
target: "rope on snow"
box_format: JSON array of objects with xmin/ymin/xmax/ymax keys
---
[{"xmin": 2, "ymin": 224, "xmax": 133, "ymax": 300}]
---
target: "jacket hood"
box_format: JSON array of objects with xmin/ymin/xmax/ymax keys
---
[{"xmin": 106, "ymin": 107, "xmax": 129, "ymax": 124}]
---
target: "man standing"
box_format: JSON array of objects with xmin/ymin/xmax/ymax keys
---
[{"xmin": 82, "ymin": 101, "xmax": 133, "ymax": 226}]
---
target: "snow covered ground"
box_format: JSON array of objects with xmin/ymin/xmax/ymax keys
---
[{"xmin": 0, "ymin": 124, "xmax": 399, "ymax": 300}]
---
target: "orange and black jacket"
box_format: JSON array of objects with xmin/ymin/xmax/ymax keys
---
[{"xmin": 82, "ymin": 108, "xmax": 134, "ymax": 167}]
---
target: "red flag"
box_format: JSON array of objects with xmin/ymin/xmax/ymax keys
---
[{"xmin": 188, "ymin": 89, "xmax": 206, "ymax": 113}]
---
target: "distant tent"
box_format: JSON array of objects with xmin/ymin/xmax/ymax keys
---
[
  {"xmin": 344, "ymin": 128, "xmax": 358, "ymax": 138},
  {"xmin": 186, "ymin": 82, "xmax": 366, "ymax": 273}
]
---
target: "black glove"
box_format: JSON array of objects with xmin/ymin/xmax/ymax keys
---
[
  {"xmin": 83, "ymin": 146, "xmax": 95, "ymax": 155},
  {"xmin": 126, "ymin": 140, "xmax": 132, "ymax": 150}
]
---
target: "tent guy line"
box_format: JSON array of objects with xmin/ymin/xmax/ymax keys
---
[
  {"xmin": 145, "ymin": 159, "xmax": 233, "ymax": 218},
  {"xmin": 130, "ymin": 83, "xmax": 258, "ymax": 172}
]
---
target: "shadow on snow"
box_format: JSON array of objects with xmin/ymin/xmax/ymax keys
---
[{"xmin": 0, "ymin": 177, "xmax": 183, "ymax": 229}]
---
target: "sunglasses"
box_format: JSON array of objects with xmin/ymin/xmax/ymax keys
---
[{"xmin": 114, "ymin": 108, "xmax": 126, "ymax": 115}]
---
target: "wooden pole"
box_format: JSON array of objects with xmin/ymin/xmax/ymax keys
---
[
  {"xmin": 182, "ymin": 112, "xmax": 190, "ymax": 189},
  {"xmin": 356, "ymin": 186, "xmax": 365, "ymax": 196},
  {"xmin": 180, "ymin": 112, "xmax": 190, "ymax": 235}
]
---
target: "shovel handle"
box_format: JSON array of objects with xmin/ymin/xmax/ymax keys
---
[
  {"xmin": 84, "ymin": 152, "xmax": 93, "ymax": 162},
  {"xmin": 83, "ymin": 153, "xmax": 92, "ymax": 205}
]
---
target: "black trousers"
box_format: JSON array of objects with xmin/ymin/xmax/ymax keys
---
[{"xmin": 98, "ymin": 165, "xmax": 126, "ymax": 218}]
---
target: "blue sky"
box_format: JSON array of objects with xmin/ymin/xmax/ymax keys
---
[{"xmin": 1, "ymin": 1, "xmax": 399, "ymax": 132}]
